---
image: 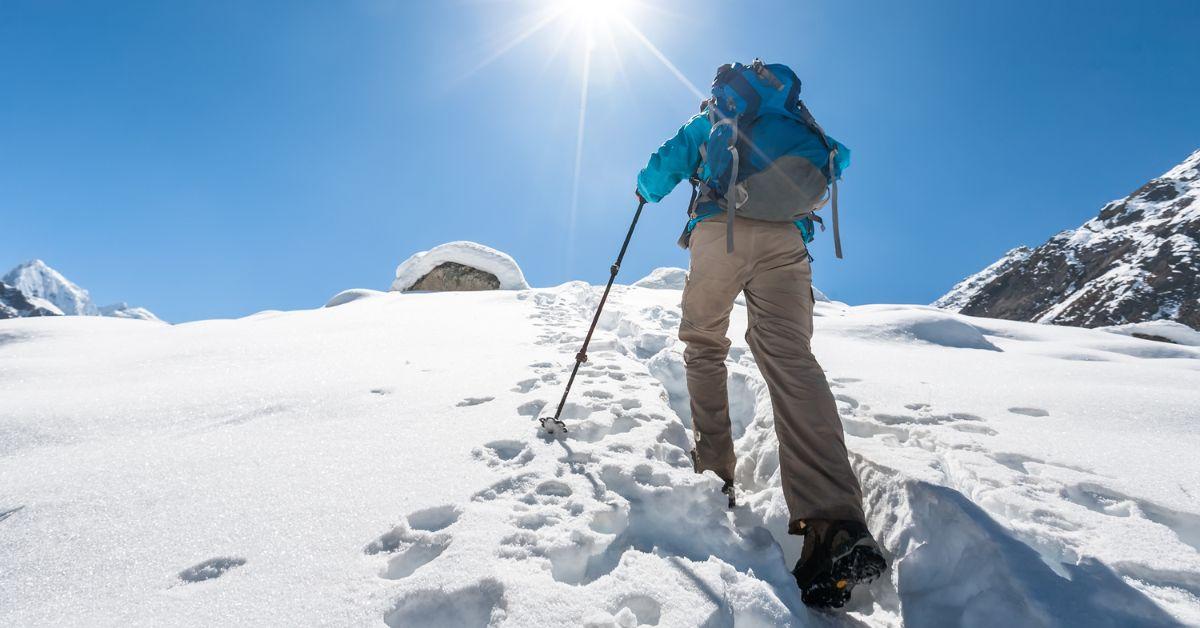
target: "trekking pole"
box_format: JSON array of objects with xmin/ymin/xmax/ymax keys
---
[{"xmin": 540, "ymin": 199, "xmax": 647, "ymax": 435}]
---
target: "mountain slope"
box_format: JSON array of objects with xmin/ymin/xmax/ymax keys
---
[
  {"xmin": 0, "ymin": 282, "xmax": 63, "ymax": 319},
  {"xmin": 0, "ymin": 259, "xmax": 160, "ymax": 322},
  {"xmin": 935, "ymin": 149, "xmax": 1200, "ymax": 329},
  {"xmin": 2, "ymin": 279, "xmax": 1198, "ymax": 626}
]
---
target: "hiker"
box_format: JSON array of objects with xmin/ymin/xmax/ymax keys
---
[{"xmin": 634, "ymin": 60, "xmax": 888, "ymax": 609}]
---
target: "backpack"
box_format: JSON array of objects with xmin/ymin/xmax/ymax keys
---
[{"xmin": 692, "ymin": 59, "xmax": 847, "ymax": 257}]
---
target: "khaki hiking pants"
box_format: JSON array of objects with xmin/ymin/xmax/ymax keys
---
[{"xmin": 681, "ymin": 217, "xmax": 866, "ymax": 530}]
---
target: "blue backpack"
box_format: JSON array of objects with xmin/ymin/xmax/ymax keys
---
[{"xmin": 694, "ymin": 59, "xmax": 848, "ymax": 257}]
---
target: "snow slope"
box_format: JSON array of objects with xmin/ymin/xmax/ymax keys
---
[{"xmin": 2, "ymin": 280, "xmax": 1199, "ymax": 626}]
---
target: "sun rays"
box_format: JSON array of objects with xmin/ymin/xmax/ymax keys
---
[{"xmin": 464, "ymin": 0, "xmax": 705, "ymax": 261}]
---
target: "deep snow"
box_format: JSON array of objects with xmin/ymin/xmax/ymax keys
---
[{"xmin": 2, "ymin": 273, "xmax": 1199, "ymax": 626}]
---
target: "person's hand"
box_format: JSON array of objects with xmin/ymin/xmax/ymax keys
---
[{"xmin": 635, "ymin": 189, "xmax": 646, "ymax": 204}]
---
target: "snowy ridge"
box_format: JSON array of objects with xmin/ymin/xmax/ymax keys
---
[
  {"xmin": 99, "ymin": 302, "xmax": 161, "ymax": 322},
  {"xmin": 3, "ymin": 278, "xmax": 1199, "ymax": 626},
  {"xmin": 934, "ymin": 149, "xmax": 1200, "ymax": 330},
  {"xmin": 392, "ymin": 241, "xmax": 530, "ymax": 292},
  {"xmin": 932, "ymin": 246, "xmax": 1032, "ymax": 311}
]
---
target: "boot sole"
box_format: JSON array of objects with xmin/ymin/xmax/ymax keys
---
[{"xmin": 800, "ymin": 542, "xmax": 888, "ymax": 610}]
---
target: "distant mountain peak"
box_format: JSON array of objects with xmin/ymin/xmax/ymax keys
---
[
  {"xmin": 934, "ymin": 149, "xmax": 1200, "ymax": 330},
  {"xmin": 0, "ymin": 260, "xmax": 161, "ymax": 322}
]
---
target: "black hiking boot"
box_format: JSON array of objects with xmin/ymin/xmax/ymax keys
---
[
  {"xmin": 721, "ymin": 480, "xmax": 736, "ymax": 509},
  {"xmin": 792, "ymin": 519, "xmax": 888, "ymax": 609},
  {"xmin": 690, "ymin": 449, "xmax": 736, "ymax": 509}
]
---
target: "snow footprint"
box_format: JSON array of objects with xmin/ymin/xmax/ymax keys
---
[
  {"xmin": 512, "ymin": 378, "xmax": 539, "ymax": 393},
  {"xmin": 178, "ymin": 556, "xmax": 246, "ymax": 583},
  {"xmin": 474, "ymin": 440, "xmax": 534, "ymax": 467},
  {"xmin": 457, "ymin": 396, "xmax": 495, "ymax": 407},
  {"xmin": 384, "ymin": 578, "xmax": 507, "ymax": 627},
  {"xmin": 366, "ymin": 505, "xmax": 462, "ymax": 580}
]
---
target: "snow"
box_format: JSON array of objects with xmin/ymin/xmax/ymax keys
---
[
  {"xmin": 3, "ymin": 279, "xmax": 1200, "ymax": 626},
  {"xmin": 632, "ymin": 267, "xmax": 687, "ymax": 290},
  {"xmin": 391, "ymin": 242, "xmax": 530, "ymax": 292},
  {"xmin": 631, "ymin": 266, "xmax": 832, "ymax": 303},
  {"xmin": 325, "ymin": 288, "xmax": 387, "ymax": 308},
  {"xmin": 100, "ymin": 302, "xmax": 162, "ymax": 321},
  {"xmin": 1100, "ymin": 320, "xmax": 1200, "ymax": 346}
]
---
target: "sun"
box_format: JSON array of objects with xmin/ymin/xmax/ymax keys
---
[{"xmin": 557, "ymin": 0, "xmax": 632, "ymax": 24}]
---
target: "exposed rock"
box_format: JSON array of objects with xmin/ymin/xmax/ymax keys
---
[
  {"xmin": 406, "ymin": 262, "xmax": 501, "ymax": 292},
  {"xmin": 1, "ymin": 281, "xmax": 63, "ymax": 319},
  {"xmin": 935, "ymin": 149, "xmax": 1200, "ymax": 329}
]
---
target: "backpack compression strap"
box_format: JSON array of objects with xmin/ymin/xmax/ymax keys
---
[{"xmin": 796, "ymin": 100, "xmax": 843, "ymax": 259}]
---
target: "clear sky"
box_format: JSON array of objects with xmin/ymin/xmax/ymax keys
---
[{"xmin": 2, "ymin": 0, "xmax": 1198, "ymax": 322}]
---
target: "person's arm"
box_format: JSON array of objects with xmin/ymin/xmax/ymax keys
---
[{"xmin": 636, "ymin": 113, "xmax": 710, "ymax": 203}]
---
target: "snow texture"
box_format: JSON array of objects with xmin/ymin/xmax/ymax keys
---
[
  {"xmin": 2, "ymin": 276, "xmax": 1200, "ymax": 626},
  {"xmin": 1100, "ymin": 320, "xmax": 1200, "ymax": 346},
  {"xmin": 632, "ymin": 267, "xmax": 687, "ymax": 290},
  {"xmin": 391, "ymin": 242, "xmax": 530, "ymax": 292}
]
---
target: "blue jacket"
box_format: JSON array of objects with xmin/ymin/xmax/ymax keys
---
[{"xmin": 636, "ymin": 113, "xmax": 851, "ymax": 206}]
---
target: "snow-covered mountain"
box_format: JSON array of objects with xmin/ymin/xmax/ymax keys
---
[
  {"xmin": 0, "ymin": 282, "xmax": 63, "ymax": 319},
  {"xmin": 0, "ymin": 259, "xmax": 160, "ymax": 321},
  {"xmin": 3, "ymin": 258, "xmax": 1198, "ymax": 626},
  {"xmin": 935, "ymin": 149, "xmax": 1200, "ymax": 330}
]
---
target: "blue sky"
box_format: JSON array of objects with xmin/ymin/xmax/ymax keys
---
[{"xmin": 2, "ymin": 0, "xmax": 1198, "ymax": 322}]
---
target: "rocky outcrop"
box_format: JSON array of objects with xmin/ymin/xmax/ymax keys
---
[
  {"xmin": 392, "ymin": 242, "xmax": 529, "ymax": 293},
  {"xmin": 935, "ymin": 149, "xmax": 1200, "ymax": 330},
  {"xmin": 407, "ymin": 262, "xmax": 501, "ymax": 292}
]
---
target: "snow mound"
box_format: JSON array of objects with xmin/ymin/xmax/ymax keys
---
[
  {"xmin": 838, "ymin": 306, "xmax": 1001, "ymax": 351},
  {"xmin": 392, "ymin": 241, "xmax": 529, "ymax": 292},
  {"xmin": 633, "ymin": 267, "xmax": 687, "ymax": 290},
  {"xmin": 324, "ymin": 288, "xmax": 386, "ymax": 308},
  {"xmin": 1099, "ymin": 320, "xmax": 1200, "ymax": 346}
]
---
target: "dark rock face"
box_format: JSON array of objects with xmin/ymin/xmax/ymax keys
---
[
  {"xmin": 935, "ymin": 149, "xmax": 1200, "ymax": 329},
  {"xmin": 0, "ymin": 281, "xmax": 62, "ymax": 319},
  {"xmin": 405, "ymin": 262, "xmax": 502, "ymax": 292}
]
